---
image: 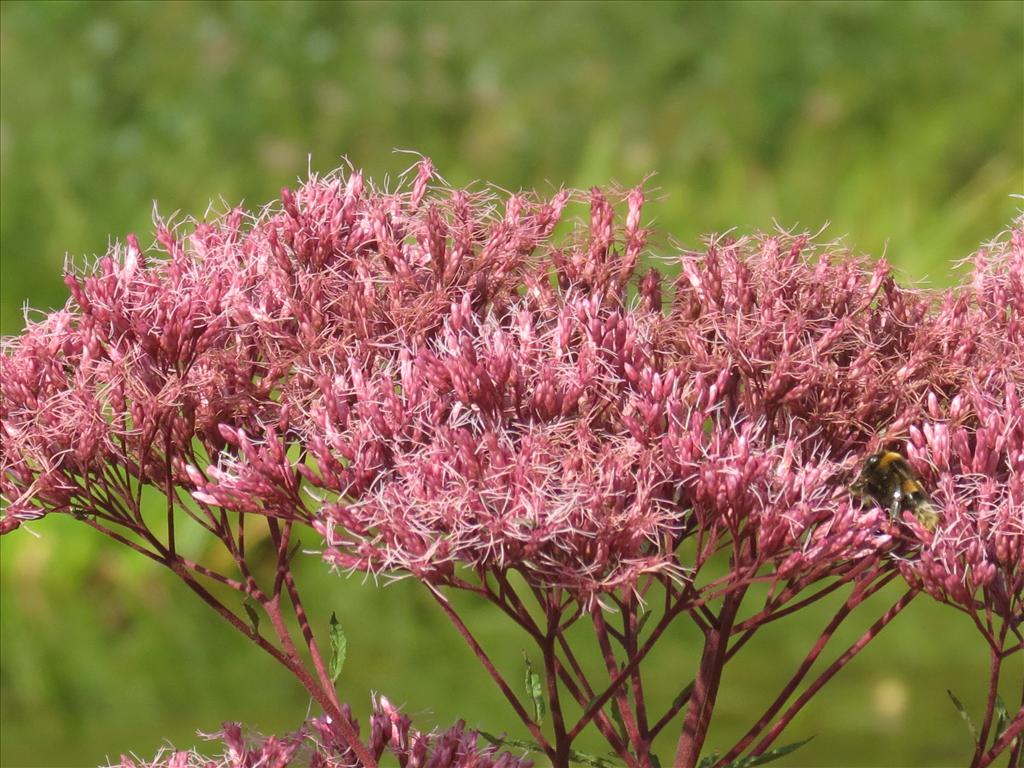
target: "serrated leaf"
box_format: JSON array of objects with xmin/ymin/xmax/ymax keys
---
[
  {"xmin": 480, "ymin": 728, "xmax": 618, "ymax": 767},
  {"xmin": 328, "ymin": 611, "xmax": 347, "ymax": 684},
  {"xmin": 567, "ymin": 748, "xmax": 617, "ymax": 768},
  {"xmin": 523, "ymin": 652, "xmax": 546, "ymax": 725},
  {"xmin": 242, "ymin": 598, "xmax": 260, "ymax": 634},
  {"xmin": 948, "ymin": 689, "xmax": 979, "ymax": 744},
  {"xmin": 726, "ymin": 736, "xmax": 815, "ymax": 767},
  {"xmin": 672, "ymin": 682, "xmax": 695, "ymax": 711},
  {"xmin": 636, "ymin": 610, "xmax": 653, "ymax": 635},
  {"xmin": 994, "ymin": 694, "xmax": 1009, "ymax": 743},
  {"xmin": 478, "ymin": 732, "xmax": 540, "ymax": 753}
]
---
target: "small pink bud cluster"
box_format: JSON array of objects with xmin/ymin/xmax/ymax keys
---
[
  {"xmin": 895, "ymin": 232, "xmax": 1024, "ymax": 625},
  {"xmin": 113, "ymin": 698, "xmax": 531, "ymax": 768}
]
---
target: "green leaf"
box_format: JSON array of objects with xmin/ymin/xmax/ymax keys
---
[
  {"xmin": 242, "ymin": 598, "xmax": 260, "ymax": 634},
  {"xmin": 328, "ymin": 611, "xmax": 347, "ymax": 684},
  {"xmin": 704, "ymin": 737, "xmax": 815, "ymax": 768},
  {"xmin": 609, "ymin": 700, "xmax": 627, "ymax": 738},
  {"xmin": 523, "ymin": 652, "xmax": 546, "ymax": 725},
  {"xmin": 993, "ymin": 694, "xmax": 1009, "ymax": 742},
  {"xmin": 477, "ymin": 733, "xmax": 615, "ymax": 768},
  {"xmin": 567, "ymin": 748, "xmax": 618, "ymax": 768},
  {"xmin": 672, "ymin": 682, "xmax": 695, "ymax": 711},
  {"xmin": 728, "ymin": 737, "xmax": 815, "ymax": 767},
  {"xmin": 948, "ymin": 689, "xmax": 979, "ymax": 744},
  {"xmin": 478, "ymin": 732, "xmax": 540, "ymax": 753},
  {"xmin": 636, "ymin": 610, "xmax": 653, "ymax": 635}
]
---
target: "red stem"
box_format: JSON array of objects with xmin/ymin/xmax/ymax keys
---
[
  {"xmin": 977, "ymin": 707, "xmax": 1023, "ymax": 768},
  {"xmin": 1012, "ymin": 679, "xmax": 1024, "ymax": 768},
  {"xmin": 164, "ymin": 429, "xmax": 176, "ymax": 554},
  {"xmin": 624, "ymin": 594, "xmax": 651, "ymax": 746},
  {"xmin": 592, "ymin": 609, "xmax": 647, "ymax": 765},
  {"xmin": 283, "ymin": 566, "xmax": 341, "ymax": 710},
  {"xmin": 478, "ymin": 575, "xmax": 635, "ymax": 763},
  {"xmin": 82, "ymin": 504, "xmax": 374, "ymax": 766},
  {"xmin": 425, "ymin": 584, "xmax": 554, "ymax": 758},
  {"xmin": 674, "ymin": 589, "xmax": 745, "ymax": 768},
  {"xmin": 552, "ymin": 632, "xmax": 637, "ymax": 766},
  {"xmin": 168, "ymin": 559, "xmax": 377, "ymax": 767},
  {"xmin": 542, "ymin": 597, "xmax": 571, "ymax": 767},
  {"xmin": 749, "ymin": 590, "xmax": 915, "ymax": 758},
  {"xmin": 716, "ymin": 575, "xmax": 891, "ymax": 766},
  {"xmin": 569, "ymin": 584, "xmax": 705, "ymax": 740},
  {"xmin": 972, "ymin": 636, "xmax": 1005, "ymax": 767},
  {"xmin": 731, "ymin": 563, "xmax": 876, "ymax": 636},
  {"xmin": 650, "ymin": 681, "xmax": 695, "ymax": 739}
]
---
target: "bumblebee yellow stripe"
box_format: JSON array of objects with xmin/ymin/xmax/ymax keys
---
[
  {"xmin": 901, "ymin": 478, "xmax": 922, "ymax": 494},
  {"xmin": 876, "ymin": 451, "xmax": 904, "ymax": 470}
]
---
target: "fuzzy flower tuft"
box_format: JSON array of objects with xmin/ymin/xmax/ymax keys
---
[
  {"xmin": 112, "ymin": 698, "xmax": 532, "ymax": 768},
  {"xmin": 1, "ymin": 161, "xmax": 1022, "ymax": 609}
]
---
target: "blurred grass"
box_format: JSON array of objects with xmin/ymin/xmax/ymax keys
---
[{"xmin": 0, "ymin": 1, "xmax": 1021, "ymax": 766}]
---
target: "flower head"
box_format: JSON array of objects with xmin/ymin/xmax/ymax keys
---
[{"xmin": 2, "ymin": 161, "xmax": 1021, "ymax": 611}]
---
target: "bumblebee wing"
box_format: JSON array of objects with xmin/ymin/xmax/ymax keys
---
[
  {"xmin": 888, "ymin": 484, "xmax": 904, "ymax": 518},
  {"xmin": 912, "ymin": 499, "xmax": 940, "ymax": 532},
  {"xmin": 888, "ymin": 457, "xmax": 919, "ymax": 482}
]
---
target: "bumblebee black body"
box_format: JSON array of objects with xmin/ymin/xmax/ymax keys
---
[{"xmin": 852, "ymin": 451, "xmax": 940, "ymax": 531}]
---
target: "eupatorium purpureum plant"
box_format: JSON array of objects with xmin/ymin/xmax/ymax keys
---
[{"xmin": 1, "ymin": 159, "xmax": 1021, "ymax": 768}]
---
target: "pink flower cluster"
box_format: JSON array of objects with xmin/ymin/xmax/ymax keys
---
[
  {"xmin": 1, "ymin": 162, "xmax": 1021, "ymax": 612},
  {"xmin": 3, "ymin": 160, "xmax": 1022, "ymax": 768},
  {"xmin": 897, "ymin": 238, "xmax": 1024, "ymax": 624},
  {"xmin": 114, "ymin": 698, "xmax": 530, "ymax": 768}
]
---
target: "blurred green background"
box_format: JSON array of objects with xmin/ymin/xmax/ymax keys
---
[{"xmin": 1, "ymin": 1, "xmax": 1022, "ymax": 766}]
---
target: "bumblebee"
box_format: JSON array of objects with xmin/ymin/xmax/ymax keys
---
[{"xmin": 851, "ymin": 451, "xmax": 940, "ymax": 532}]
